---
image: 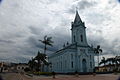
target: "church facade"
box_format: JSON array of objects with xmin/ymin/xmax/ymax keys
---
[{"xmin": 48, "ymin": 11, "xmax": 95, "ymax": 73}]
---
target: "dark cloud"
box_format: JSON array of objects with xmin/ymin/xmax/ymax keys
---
[
  {"xmin": 87, "ymin": 30, "xmax": 120, "ymax": 56},
  {"xmin": 118, "ymin": 0, "xmax": 120, "ymax": 3},
  {"xmin": 0, "ymin": 0, "xmax": 120, "ymax": 63},
  {"xmin": 0, "ymin": 39, "xmax": 15, "ymax": 44},
  {"xmin": 0, "ymin": 0, "xmax": 2, "ymax": 3},
  {"xmin": 26, "ymin": 34, "xmax": 70, "ymax": 54},
  {"xmin": 29, "ymin": 26, "xmax": 45, "ymax": 35},
  {"xmin": 0, "ymin": 50, "xmax": 9, "ymax": 53},
  {"xmin": 27, "ymin": 36, "xmax": 43, "ymax": 48}
]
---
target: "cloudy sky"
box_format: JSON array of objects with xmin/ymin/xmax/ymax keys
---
[{"xmin": 0, "ymin": 0, "xmax": 120, "ymax": 63}]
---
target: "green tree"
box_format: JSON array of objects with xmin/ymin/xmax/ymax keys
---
[
  {"xmin": 34, "ymin": 51, "xmax": 48, "ymax": 71},
  {"xmin": 99, "ymin": 57, "xmax": 106, "ymax": 66},
  {"xmin": 39, "ymin": 35, "xmax": 53, "ymax": 54},
  {"xmin": 94, "ymin": 45, "xmax": 102, "ymax": 68},
  {"xmin": 106, "ymin": 57, "xmax": 114, "ymax": 65},
  {"xmin": 106, "ymin": 57, "xmax": 119, "ymax": 72},
  {"xmin": 28, "ymin": 58, "xmax": 36, "ymax": 71}
]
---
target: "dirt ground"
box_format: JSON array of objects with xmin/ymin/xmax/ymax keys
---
[{"xmin": 0, "ymin": 73, "xmax": 120, "ymax": 80}]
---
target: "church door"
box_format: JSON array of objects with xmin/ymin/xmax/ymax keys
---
[{"xmin": 82, "ymin": 59, "xmax": 87, "ymax": 72}]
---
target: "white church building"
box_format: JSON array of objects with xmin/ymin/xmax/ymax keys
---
[{"xmin": 48, "ymin": 11, "xmax": 95, "ymax": 73}]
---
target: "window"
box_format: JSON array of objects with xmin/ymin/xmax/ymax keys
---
[
  {"xmin": 22, "ymin": 67, "xmax": 24, "ymax": 69},
  {"xmin": 71, "ymin": 54, "xmax": 73, "ymax": 59},
  {"xmin": 57, "ymin": 62, "xmax": 58, "ymax": 69},
  {"xmin": 65, "ymin": 60, "xmax": 67, "ymax": 68},
  {"xmin": 90, "ymin": 55, "xmax": 91, "ymax": 59},
  {"xmin": 80, "ymin": 35, "xmax": 83, "ymax": 42},
  {"xmin": 90, "ymin": 62, "xmax": 92, "ymax": 68},
  {"xmin": 18, "ymin": 67, "xmax": 20, "ymax": 69},
  {"xmin": 74, "ymin": 35, "xmax": 75, "ymax": 42},
  {"xmin": 71, "ymin": 61, "xmax": 73, "ymax": 68},
  {"xmin": 61, "ymin": 62, "xmax": 62, "ymax": 70}
]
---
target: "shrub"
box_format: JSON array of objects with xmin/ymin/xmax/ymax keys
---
[{"xmin": 24, "ymin": 67, "xmax": 31, "ymax": 72}]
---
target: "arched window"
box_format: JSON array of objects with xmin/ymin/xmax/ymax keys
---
[
  {"xmin": 74, "ymin": 35, "xmax": 75, "ymax": 42},
  {"xmin": 80, "ymin": 35, "xmax": 83, "ymax": 42}
]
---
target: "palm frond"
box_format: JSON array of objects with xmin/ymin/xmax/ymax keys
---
[
  {"xmin": 44, "ymin": 35, "xmax": 47, "ymax": 40},
  {"xmin": 39, "ymin": 40, "xmax": 45, "ymax": 44},
  {"xmin": 46, "ymin": 37, "xmax": 52, "ymax": 41},
  {"xmin": 97, "ymin": 45, "xmax": 100, "ymax": 49},
  {"xmin": 47, "ymin": 43, "xmax": 53, "ymax": 46},
  {"xmin": 99, "ymin": 49, "xmax": 102, "ymax": 53}
]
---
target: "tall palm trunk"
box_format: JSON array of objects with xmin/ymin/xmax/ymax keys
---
[{"xmin": 44, "ymin": 44, "xmax": 47, "ymax": 54}]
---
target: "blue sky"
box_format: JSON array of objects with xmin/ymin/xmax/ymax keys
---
[{"xmin": 0, "ymin": 0, "xmax": 120, "ymax": 63}]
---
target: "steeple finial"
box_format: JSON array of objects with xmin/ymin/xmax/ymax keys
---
[{"xmin": 76, "ymin": 7, "xmax": 78, "ymax": 12}]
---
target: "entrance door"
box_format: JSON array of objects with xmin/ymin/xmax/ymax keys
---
[{"xmin": 82, "ymin": 59, "xmax": 87, "ymax": 72}]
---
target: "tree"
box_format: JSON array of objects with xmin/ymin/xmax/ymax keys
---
[
  {"xmin": 94, "ymin": 45, "xmax": 102, "ymax": 68},
  {"xmin": 39, "ymin": 35, "xmax": 53, "ymax": 54},
  {"xmin": 35, "ymin": 51, "xmax": 47, "ymax": 71},
  {"xmin": 28, "ymin": 58, "xmax": 37, "ymax": 71},
  {"xmin": 99, "ymin": 57, "xmax": 106, "ymax": 66},
  {"xmin": 106, "ymin": 57, "xmax": 119, "ymax": 72},
  {"xmin": 28, "ymin": 51, "xmax": 49, "ymax": 72}
]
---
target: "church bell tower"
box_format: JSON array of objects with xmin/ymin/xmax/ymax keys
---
[{"xmin": 71, "ymin": 10, "xmax": 88, "ymax": 46}]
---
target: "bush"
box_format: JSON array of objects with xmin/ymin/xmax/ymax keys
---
[{"xmin": 24, "ymin": 68, "xmax": 31, "ymax": 72}]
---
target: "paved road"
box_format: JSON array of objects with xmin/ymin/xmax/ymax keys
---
[{"xmin": 0, "ymin": 73, "xmax": 120, "ymax": 80}]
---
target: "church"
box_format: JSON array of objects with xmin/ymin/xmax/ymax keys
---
[{"xmin": 48, "ymin": 11, "xmax": 95, "ymax": 73}]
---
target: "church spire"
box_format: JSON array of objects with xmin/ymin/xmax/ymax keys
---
[{"xmin": 74, "ymin": 10, "xmax": 83, "ymax": 24}]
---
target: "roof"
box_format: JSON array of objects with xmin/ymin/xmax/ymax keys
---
[
  {"xmin": 74, "ymin": 10, "xmax": 83, "ymax": 24},
  {"xmin": 49, "ymin": 43, "xmax": 92, "ymax": 58},
  {"xmin": 49, "ymin": 43, "xmax": 77, "ymax": 58}
]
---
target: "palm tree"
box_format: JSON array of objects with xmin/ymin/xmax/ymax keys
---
[
  {"xmin": 94, "ymin": 45, "xmax": 102, "ymax": 68},
  {"xmin": 39, "ymin": 35, "xmax": 53, "ymax": 54}
]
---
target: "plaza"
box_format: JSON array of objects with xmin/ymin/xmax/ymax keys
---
[{"xmin": 0, "ymin": 73, "xmax": 120, "ymax": 80}]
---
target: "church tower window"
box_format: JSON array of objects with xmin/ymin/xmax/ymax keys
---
[
  {"xmin": 74, "ymin": 35, "xmax": 75, "ymax": 42},
  {"xmin": 81, "ymin": 35, "xmax": 83, "ymax": 42}
]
